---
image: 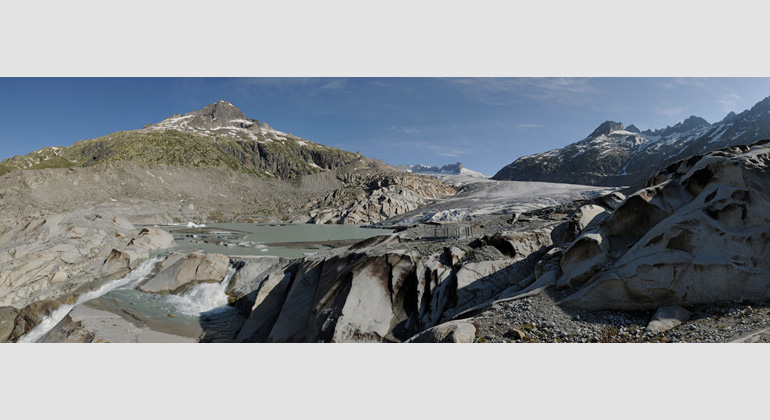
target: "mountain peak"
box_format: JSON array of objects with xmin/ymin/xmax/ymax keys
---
[
  {"xmin": 641, "ymin": 115, "xmax": 711, "ymax": 138},
  {"xmin": 719, "ymin": 111, "xmax": 738, "ymax": 124},
  {"xmin": 589, "ymin": 121, "xmax": 624, "ymax": 137},
  {"xmin": 625, "ymin": 124, "xmax": 641, "ymax": 133},
  {"xmin": 193, "ymin": 100, "xmax": 248, "ymax": 122},
  {"xmin": 143, "ymin": 100, "xmax": 289, "ymax": 142},
  {"xmin": 679, "ymin": 115, "xmax": 710, "ymax": 131},
  {"xmin": 195, "ymin": 101, "xmax": 246, "ymax": 121},
  {"xmin": 750, "ymin": 95, "xmax": 770, "ymax": 111}
]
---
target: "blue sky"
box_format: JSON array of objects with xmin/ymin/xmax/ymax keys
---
[{"xmin": 2, "ymin": 77, "xmax": 770, "ymax": 175}]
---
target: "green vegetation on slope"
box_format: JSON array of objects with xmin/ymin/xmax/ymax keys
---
[{"xmin": 0, "ymin": 129, "xmax": 362, "ymax": 179}]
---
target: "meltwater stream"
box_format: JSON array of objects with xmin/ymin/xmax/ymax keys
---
[
  {"xmin": 18, "ymin": 260, "xmax": 238, "ymax": 343},
  {"xmin": 19, "ymin": 257, "xmax": 162, "ymax": 343}
]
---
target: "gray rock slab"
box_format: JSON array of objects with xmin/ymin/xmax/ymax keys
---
[{"xmin": 645, "ymin": 305, "xmax": 691, "ymax": 334}]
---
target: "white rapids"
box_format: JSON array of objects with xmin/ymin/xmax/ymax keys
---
[
  {"xmin": 18, "ymin": 257, "xmax": 162, "ymax": 343},
  {"xmin": 162, "ymin": 266, "xmax": 237, "ymax": 316}
]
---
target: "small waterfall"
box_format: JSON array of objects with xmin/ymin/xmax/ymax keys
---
[
  {"xmin": 18, "ymin": 257, "xmax": 162, "ymax": 343},
  {"xmin": 162, "ymin": 266, "xmax": 237, "ymax": 316}
]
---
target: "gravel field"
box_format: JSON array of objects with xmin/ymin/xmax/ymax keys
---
[{"xmin": 470, "ymin": 292, "xmax": 770, "ymax": 343}]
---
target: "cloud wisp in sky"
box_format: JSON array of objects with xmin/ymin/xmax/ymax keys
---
[
  {"xmin": 448, "ymin": 77, "xmax": 603, "ymax": 106},
  {"xmin": 386, "ymin": 125, "xmax": 419, "ymax": 134}
]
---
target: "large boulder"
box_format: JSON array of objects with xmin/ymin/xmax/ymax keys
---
[
  {"xmin": 139, "ymin": 252, "xmax": 230, "ymax": 295},
  {"xmin": 129, "ymin": 227, "xmax": 176, "ymax": 250}
]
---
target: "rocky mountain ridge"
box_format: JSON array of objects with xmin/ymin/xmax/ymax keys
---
[
  {"xmin": 0, "ymin": 101, "xmax": 362, "ymax": 180},
  {"xmin": 493, "ymin": 95, "xmax": 770, "ymax": 187}
]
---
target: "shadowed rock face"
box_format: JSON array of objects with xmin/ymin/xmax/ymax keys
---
[{"xmin": 558, "ymin": 141, "xmax": 770, "ymax": 310}]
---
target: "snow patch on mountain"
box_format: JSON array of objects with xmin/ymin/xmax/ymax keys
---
[{"xmin": 141, "ymin": 100, "xmax": 321, "ymax": 147}]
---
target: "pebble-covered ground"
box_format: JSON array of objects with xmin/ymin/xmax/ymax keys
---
[{"xmin": 470, "ymin": 292, "xmax": 770, "ymax": 343}]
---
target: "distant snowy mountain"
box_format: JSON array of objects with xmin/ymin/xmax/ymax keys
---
[
  {"xmin": 493, "ymin": 95, "xmax": 770, "ymax": 187},
  {"xmin": 397, "ymin": 162, "xmax": 487, "ymax": 178}
]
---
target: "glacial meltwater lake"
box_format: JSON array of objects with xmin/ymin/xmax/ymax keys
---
[{"xmin": 154, "ymin": 223, "xmax": 395, "ymax": 259}]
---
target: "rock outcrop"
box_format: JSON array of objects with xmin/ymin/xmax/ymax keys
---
[
  {"xmin": 233, "ymin": 226, "xmax": 553, "ymax": 343},
  {"xmin": 307, "ymin": 169, "xmax": 457, "ymax": 224},
  {"xmin": 556, "ymin": 141, "xmax": 770, "ymax": 310},
  {"xmin": 0, "ymin": 211, "xmax": 172, "ymax": 310}
]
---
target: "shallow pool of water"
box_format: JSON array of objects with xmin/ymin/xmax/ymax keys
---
[{"xmin": 154, "ymin": 223, "xmax": 394, "ymax": 258}]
